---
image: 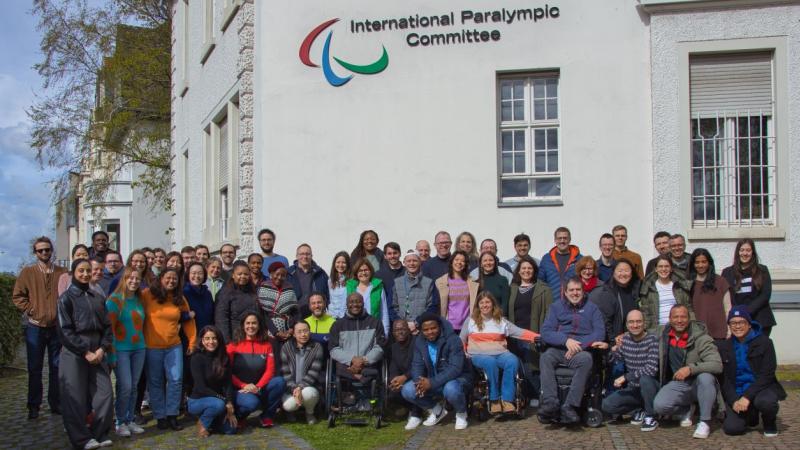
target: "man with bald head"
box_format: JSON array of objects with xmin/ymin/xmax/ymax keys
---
[{"xmin": 601, "ymin": 309, "xmax": 660, "ymax": 431}]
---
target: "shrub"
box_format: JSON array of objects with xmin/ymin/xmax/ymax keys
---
[{"xmin": 0, "ymin": 273, "xmax": 22, "ymax": 367}]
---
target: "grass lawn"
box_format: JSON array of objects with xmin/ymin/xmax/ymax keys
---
[
  {"xmin": 282, "ymin": 413, "xmax": 414, "ymax": 450},
  {"xmin": 777, "ymin": 364, "xmax": 800, "ymax": 389}
]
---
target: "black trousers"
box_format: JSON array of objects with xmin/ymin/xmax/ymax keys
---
[
  {"xmin": 722, "ymin": 388, "xmax": 779, "ymax": 435},
  {"xmin": 59, "ymin": 351, "xmax": 113, "ymax": 449}
]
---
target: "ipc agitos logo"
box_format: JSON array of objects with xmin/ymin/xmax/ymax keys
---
[{"xmin": 299, "ymin": 18, "xmax": 389, "ymax": 87}]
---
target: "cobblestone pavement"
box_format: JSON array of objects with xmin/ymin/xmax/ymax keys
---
[
  {"xmin": 2, "ymin": 356, "xmax": 797, "ymax": 449},
  {"xmin": 408, "ymin": 394, "xmax": 800, "ymax": 450}
]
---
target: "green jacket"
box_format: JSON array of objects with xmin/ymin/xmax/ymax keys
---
[
  {"xmin": 345, "ymin": 278, "xmax": 383, "ymax": 322},
  {"xmin": 507, "ymin": 282, "xmax": 551, "ymax": 371},
  {"xmin": 658, "ymin": 321, "xmax": 722, "ymax": 385},
  {"xmin": 639, "ymin": 274, "xmax": 693, "ymax": 333}
]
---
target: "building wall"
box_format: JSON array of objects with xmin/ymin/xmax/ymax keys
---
[
  {"xmin": 649, "ymin": 3, "xmax": 800, "ymax": 283},
  {"xmin": 253, "ymin": 0, "xmax": 654, "ymax": 264}
]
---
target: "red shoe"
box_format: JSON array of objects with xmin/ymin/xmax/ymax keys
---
[{"xmin": 260, "ymin": 417, "xmax": 274, "ymax": 428}]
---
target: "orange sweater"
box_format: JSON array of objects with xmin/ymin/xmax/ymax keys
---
[{"xmin": 141, "ymin": 289, "xmax": 196, "ymax": 349}]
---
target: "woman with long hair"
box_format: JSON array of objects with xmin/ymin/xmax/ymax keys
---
[
  {"xmin": 227, "ymin": 313, "xmax": 285, "ymax": 428},
  {"xmin": 346, "ymin": 258, "xmax": 390, "ymax": 334},
  {"xmin": 141, "ymin": 268, "xmax": 196, "ymax": 431},
  {"xmin": 721, "ymin": 238, "xmax": 775, "ymax": 336},
  {"xmin": 477, "ymin": 251, "xmax": 510, "ymax": 314},
  {"xmin": 248, "ymin": 253, "xmax": 265, "ymax": 286},
  {"xmin": 436, "ymin": 250, "xmax": 479, "ymax": 334},
  {"xmin": 640, "ymin": 255, "xmax": 692, "ymax": 332},
  {"xmin": 455, "ymin": 231, "xmax": 480, "ymax": 271},
  {"xmin": 258, "ymin": 262, "xmax": 300, "ymax": 346},
  {"xmin": 188, "ymin": 326, "xmax": 237, "ymax": 437},
  {"xmin": 58, "ymin": 244, "xmax": 90, "ymax": 296},
  {"xmin": 460, "ymin": 291, "xmax": 538, "ymax": 414},
  {"xmin": 151, "ymin": 248, "xmax": 167, "ymax": 276},
  {"xmin": 588, "ymin": 258, "xmax": 641, "ymax": 343},
  {"xmin": 575, "ymin": 256, "xmax": 602, "ymax": 294},
  {"xmin": 327, "ymin": 251, "xmax": 351, "ymax": 319},
  {"xmin": 688, "ymin": 248, "xmax": 731, "ymax": 341},
  {"xmin": 214, "ymin": 261, "xmax": 260, "ymax": 343},
  {"xmin": 126, "ymin": 250, "xmax": 154, "ymax": 289},
  {"xmin": 106, "ymin": 267, "xmax": 147, "ymax": 437},
  {"xmin": 350, "ymin": 229, "xmax": 384, "ymax": 272},
  {"xmin": 57, "ymin": 259, "xmax": 114, "ymax": 449}
]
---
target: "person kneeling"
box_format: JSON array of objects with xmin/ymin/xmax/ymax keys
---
[
  {"xmin": 280, "ymin": 321, "xmax": 324, "ymax": 424},
  {"xmin": 460, "ymin": 291, "xmax": 538, "ymax": 414},
  {"xmin": 601, "ymin": 310, "xmax": 660, "ymax": 431},
  {"xmin": 188, "ymin": 326, "xmax": 237, "ymax": 437},
  {"xmin": 401, "ymin": 313, "xmax": 473, "ymax": 430},
  {"xmin": 719, "ymin": 305, "xmax": 786, "ymax": 437},
  {"xmin": 539, "ymin": 277, "xmax": 607, "ymax": 424}
]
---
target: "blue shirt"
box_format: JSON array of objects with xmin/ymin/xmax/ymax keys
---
[{"xmin": 427, "ymin": 342, "xmax": 438, "ymax": 376}]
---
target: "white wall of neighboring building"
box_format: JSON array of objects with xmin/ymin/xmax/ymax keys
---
[{"xmin": 253, "ymin": 0, "xmax": 653, "ymax": 263}]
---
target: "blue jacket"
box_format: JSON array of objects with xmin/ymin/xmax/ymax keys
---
[
  {"xmin": 287, "ymin": 262, "xmax": 330, "ymax": 305},
  {"xmin": 541, "ymin": 297, "xmax": 605, "ymax": 350},
  {"xmin": 539, "ymin": 245, "xmax": 582, "ymax": 302},
  {"xmin": 183, "ymin": 283, "xmax": 215, "ymax": 333},
  {"xmin": 100, "ymin": 269, "xmax": 123, "ymax": 296},
  {"xmin": 410, "ymin": 316, "xmax": 472, "ymax": 390}
]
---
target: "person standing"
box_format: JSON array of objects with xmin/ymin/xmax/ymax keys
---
[
  {"xmin": 455, "ymin": 231, "xmax": 480, "ymax": 271},
  {"xmin": 12, "ymin": 236, "xmax": 67, "ymax": 419},
  {"xmin": 415, "ymin": 240, "xmax": 431, "ymax": 262},
  {"xmin": 58, "ymin": 244, "xmax": 89, "ymax": 296},
  {"xmin": 327, "ymin": 251, "xmax": 351, "ymax": 319},
  {"xmin": 721, "ymin": 239, "xmax": 775, "ymax": 337},
  {"xmin": 476, "ymin": 252, "xmax": 510, "ymax": 314},
  {"xmin": 194, "ymin": 245, "xmax": 210, "ymax": 264},
  {"xmin": 375, "ymin": 242, "xmax": 405, "ymax": 306},
  {"xmin": 435, "ymin": 251, "xmax": 479, "ymax": 334},
  {"xmin": 258, "ymin": 229, "xmax": 289, "ymax": 281},
  {"xmin": 287, "ymin": 244, "xmax": 330, "ymax": 318},
  {"xmin": 611, "ymin": 225, "xmax": 644, "ymax": 279},
  {"xmin": 422, "ymin": 231, "xmax": 453, "ymax": 280},
  {"xmin": 505, "ymin": 233, "xmax": 539, "ymax": 271},
  {"xmin": 57, "ymin": 259, "xmax": 114, "ymax": 449},
  {"xmin": 539, "ymin": 227, "xmax": 582, "ymax": 303},
  {"xmin": 205, "ymin": 258, "xmax": 225, "ymax": 302},
  {"xmin": 350, "ymin": 229, "xmax": 385, "ymax": 272},
  {"xmin": 88, "ymin": 230, "xmax": 110, "ymax": 261},
  {"xmin": 346, "ymin": 259, "xmax": 390, "ymax": 335},
  {"xmin": 392, "ymin": 250, "xmax": 438, "ymax": 333},
  {"xmin": 640, "ymin": 256, "xmax": 692, "ymax": 333},
  {"xmin": 218, "ymin": 244, "xmax": 237, "ymax": 282},
  {"xmin": 596, "ymin": 233, "xmax": 617, "ymax": 283},
  {"xmin": 214, "ymin": 261, "xmax": 260, "ymax": 343},
  {"xmin": 668, "ymin": 234, "xmax": 692, "ymax": 277},
  {"xmin": 687, "ymin": 249, "xmax": 731, "ymax": 341},
  {"xmin": 644, "ymin": 231, "xmax": 671, "ymax": 277}
]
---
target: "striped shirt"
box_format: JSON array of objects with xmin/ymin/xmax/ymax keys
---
[
  {"xmin": 460, "ymin": 317, "xmax": 537, "ymax": 356},
  {"xmin": 609, "ymin": 332, "xmax": 659, "ymax": 387}
]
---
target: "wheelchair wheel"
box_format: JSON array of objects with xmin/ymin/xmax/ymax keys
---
[
  {"xmin": 477, "ymin": 403, "xmax": 490, "ymax": 422},
  {"xmin": 328, "ymin": 413, "xmax": 336, "ymax": 428},
  {"xmin": 374, "ymin": 414, "xmax": 382, "ymax": 429},
  {"xmin": 584, "ymin": 408, "xmax": 603, "ymax": 428}
]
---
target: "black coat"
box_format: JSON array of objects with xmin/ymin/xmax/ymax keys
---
[
  {"xmin": 718, "ymin": 331, "xmax": 786, "ymax": 405},
  {"xmin": 588, "ymin": 280, "xmax": 640, "ymax": 342},
  {"xmin": 721, "ymin": 264, "xmax": 775, "ymax": 328},
  {"xmin": 214, "ymin": 283, "xmax": 260, "ymax": 342},
  {"xmin": 56, "ymin": 284, "xmax": 113, "ymax": 356}
]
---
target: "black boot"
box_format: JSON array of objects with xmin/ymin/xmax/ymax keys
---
[
  {"xmin": 27, "ymin": 408, "xmax": 39, "ymax": 420},
  {"xmin": 156, "ymin": 418, "xmax": 169, "ymax": 430},
  {"xmin": 167, "ymin": 415, "xmax": 183, "ymax": 431}
]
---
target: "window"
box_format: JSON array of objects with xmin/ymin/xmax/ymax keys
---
[
  {"xmin": 218, "ymin": 116, "xmax": 229, "ymax": 240},
  {"xmin": 201, "ymin": 0, "xmax": 216, "ymax": 63},
  {"xmin": 497, "ymin": 74, "xmax": 561, "ymax": 204},
  {"xmin": 104, "ymin": 221, "xmax": 120, "ymax": 251},
  {"xmin": 690, "ymin": 51, "xmax": 776, "ymax": 228}
]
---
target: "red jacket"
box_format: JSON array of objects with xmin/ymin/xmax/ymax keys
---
[{"xmin": 226, "ymin": 338, "xmax": 275, "ymax": 389}]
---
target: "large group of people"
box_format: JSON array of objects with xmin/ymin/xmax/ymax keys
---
[{"xmin": 10, "ymin": 225, "xmax": 785, "ymax": 449}]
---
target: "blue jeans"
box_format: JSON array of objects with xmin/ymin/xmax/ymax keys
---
[
  {"xmin": 146, "ymin": 345, "xmax": 183, "ymax": 419},
  {"xmin": 24, "ymin": 325, "xmax": 61, "ymax": 410},
  {"xmin": 187, "ymin": 397, "xmax": 236, "ymax": 434},
  {"xmin": 401, "ymin": 378, "xmax": 469, "ymax": 414},
  {"xmin": 471, "ymin": 352, "xmax": 519, "ymax": 402},
  {"xmin": 114, "ymin": 349, "xmax": 146, "ymax": 425},
  {"xmin": 235, "ymin": 376, "xmax": 286, "ymax": 419}
]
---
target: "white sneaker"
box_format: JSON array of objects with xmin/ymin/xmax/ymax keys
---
[
  {"xmin": 422, "ymin": 403, "xmax": 448, "ymax": 426},
  {"xmin": 127, "ymin": 422, "xmax": 145, "ymax": 434},
  {"xmin": 529, "ymin": 398, "xmax": 540, "ymax": 408},
  {"xmin": 83, "ymin": 439, "xmax": 101, "ymax": 450},
  {"xmin": 692, "ymin": 421, "xmax": 710, "ymax": 439},
  {"xmin": 99, "ymin": 439, "xmax": 113, "ymax": 448},
  {"xmin": 454, "ymin": 412, "xmax": 468, "ymax": 430},
  {"xmin": 405, "ymin": 416, "xmax": 423, "ymax": 430},
  {"xmin": 115, "ymin": 424, "xmax": 131, "ymax": 437},
  {"xmin": 680, "ymin": 404, "xmax": 696, "ymax": 427}
]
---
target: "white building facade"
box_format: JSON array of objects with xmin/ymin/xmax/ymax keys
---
[{"xmin": 172, "ymin": 0, "xmax": 800, "ymax": 360}]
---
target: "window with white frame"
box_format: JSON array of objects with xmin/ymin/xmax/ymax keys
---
[
  {"xmin": 218, "ymin": 115, "xmax": 229, "ymax": 240},
  {"xmin": 497, "ymin": 73, "xmax": 561, "ymax": 203},
  {"xmin": 201, "ymin": 0, "xmax": 217, "ymax": 63},
  {"xmin": 690, "ymin": 51, "xmax": 776, "ymax": 228}
]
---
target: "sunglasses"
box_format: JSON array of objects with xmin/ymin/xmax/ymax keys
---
[{"xmin": 35, "ymin": 248, "xmax": 52, "ymax": 254}]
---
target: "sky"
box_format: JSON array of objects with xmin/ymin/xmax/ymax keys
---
[{"xmin": 0, "ymin": 2, "xmax": 60, "ymax": 272}]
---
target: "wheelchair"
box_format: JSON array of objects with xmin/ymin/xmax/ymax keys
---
[
  {"xmin": 534, "ymin": 339, "xmax": 606, "ymax": 428},
  {"xmin": 471, "ymin": 355, "xmax": 528, "ymax": 421},
  {"xmin": 324, "ymin": 357, "xmax": 388, "ymax": 429}
]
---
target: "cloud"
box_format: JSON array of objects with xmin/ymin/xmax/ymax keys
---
[
  {"xmin": 0, "ymin": 123, "xmax": 58, "ymax": 273},
  {"xmin": 0, "ymin": 73, "xmax": 33, "ymax": 128}
]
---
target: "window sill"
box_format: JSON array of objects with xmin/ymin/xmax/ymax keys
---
[
  {"xmin": 497, "ymin": 199, "xmax": 563, "ymax": 208},
  {"xmin": 200, "ymin": 41, "xmax": 216, "ymax": 65},
  {"xmin": 220, "ymin": 0, "xmax": 242, "ymax": 32},
  {"xmin": 687, "ymin": 227, "xmax": 785, "ymax": 241}
]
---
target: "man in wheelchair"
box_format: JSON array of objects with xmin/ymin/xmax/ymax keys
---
[
  {"xmin": 329, "ymin": 292, "xmax": 387, "ymax": 411},
  {"xmin": 401, "ymin": 312, "xmax": 472, "ymax": 431},
  {"xmin": 538, "ymin": 277, "xmax": 608, "ymax": 424}
]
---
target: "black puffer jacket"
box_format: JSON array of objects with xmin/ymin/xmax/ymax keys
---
[
  {"xmin": 214, "ymin": 283, "xmax": 260, "ymax": 342},
  {"xmin": 56, "ymin": 283, "xmax": 112, "ymax": 356}
]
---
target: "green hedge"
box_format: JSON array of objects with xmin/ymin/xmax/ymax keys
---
[{"xmin": 0, "ymin": 273, "xmax": 22, "ymax": 367}]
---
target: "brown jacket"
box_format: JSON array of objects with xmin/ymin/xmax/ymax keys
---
[
  {"xmin": 612, "ymin": 247, "xmax": 644, "ymax": 279},
  {"xmin": 435, "ymin": 275, "xmax": 479, "ymax": 320},
  {"xmin": 12, "ymin": 263, "xmax": 68, "ymax": 327}
]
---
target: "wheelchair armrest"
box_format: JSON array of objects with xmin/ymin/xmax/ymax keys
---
[{"xmin": 533, "ymin": 336, "xmax": 547, "ymax": 353}]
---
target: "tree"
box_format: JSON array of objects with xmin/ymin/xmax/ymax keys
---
[{"xmin": 29, "ymin": 0, "xmax": 172, "ymax": 217}]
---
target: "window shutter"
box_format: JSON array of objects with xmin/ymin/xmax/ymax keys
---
[
  {"xmin": 218, "ymin": 117, "xmax": 228, "ymax": 188},
  {"xmin": 690, "ymin": 51, "xmax": 773, "ymax": 118}
]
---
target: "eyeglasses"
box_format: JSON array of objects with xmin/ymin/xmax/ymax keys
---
[
  {"xmin": 728, "ymin": 320, "xmax": 749, "ymax": 327},
  {"xmin": 35, "ymin": 248, "xmax": 52, "ymax": 254},
  {"xmin": 435, "ymin": 241, "xmax": 452, "ymax": 246}
]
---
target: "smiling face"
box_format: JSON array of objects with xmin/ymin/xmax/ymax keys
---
[
  {"xmin": 434, "ymin": 233, "xmax": 452, "ymax": 258},
  {"xmin": 270, "ymin": 267, "xmax": 287, "ymax": 287},
  {"xmin": 73, "ymin": 247, "xmax": 89, "ymax": 261},
  {"xmin": 294, "ymin": 322, "xmax": 311, "ymax": 345},
  {"xmin": 90, "ymin": 260, "xmax": 104, "ymax": 283},
  {"xmin": 654, "ymin": 236, "xmax": 670, "ymax": 255},
  {"xmin": 356, "ymin": 263, "xmax": 372, "ymax": 284},
  {"xmin": 362, "ymin": 232, "xmax": 378, "ymax": 252},
  {"xmin": 259, "ymin": 233, "xmax": 275, "ymax": 254},
  {"xmin": 729, "ymin": 317, "xmax": 751, "ymax": 340},
  {"xmin": 514, "ymin": 240, "xmax": 530, "ymax": 258},
  {"xmin": 296, "ymin": 245, "xmax": 313, "ymax": 269},
  {"xmin": 669, "ymin": 306, "xmax": 690, "ymax": 334},
  {"xmin": 384, "ymin": 246, "xmax": 400, "ymax": 267},
  {"xmin": 243, "ymin": 314, "xmax": 259, "ymax": 338},
  {"xmin": 207, "ymin": 260, "xmax": 222, "ymax": 279},
  {"xmin": 656, "ymin": 259, "xmax": 673, "ymax": 282},
  {"xmin": 92, "ymin": 234, "xmax": 108, "ymax": 252},
  {"xmin": 451, "ymin": 253, "xmax": 466, "ymax": 273},
  {"xmin": 613, "ymin": 228, "xmax": 627, "ymax": 248},
  {"xmin": 599, "ymin": 237, "xmax": 614, "ymax": 258},
  {"xmin": 161, "ymin": 271, "xmax": 179, "ymax": 290},
  {"xmin": 518, "ymin": 261, "xmax": 534, "ymax": 283},
  {"xmin": 404, "ymin": 254, "xmax": 421, "ymax": 275},
  {"xmin": 579, "ymin": 263, "xmax": 595, "ymax": 281},
  {"xmin": 346, "ymin": 294, "xmax": 364, "ymax": 316},
  {"xmin": 153, "ymin": 251, "xmax": 166, "ymax": 269},
  {"xmin": 195, "ymin": 247, "xmax": 210, "ymax": 262},
  {"xmin": 309, "ymin": 295, "xmax": 326, "ymax": 318},
  {"xmin": 480, "ymin": 240, "xmax": 497, "ymax": 255},
  {"xmin": 669, "ymin": 236, "xmax": 686, "ymax": 259},
  {"xmin": 34, "ymin": 242, "xmax": 53, "ymax": 263},
  {"xmin": 392, "ymin": 320, "xmax": 410, "ymax": 344},
  {"xmin": 738, "ymin": 242, "xmax": 754, "ymax": 266},
  {"xmin": 130, "ymin": 254, "xmax": 147, "ymax": 274},
  {"xmin": 188, "ymin": 265, "xmax": 205, "ymax": 286},
  {"xmin": 220, "ymin": 245, "xmax": 236, "ymax": 265},
  {"xmin": 693, "ymin": 254, "xmax": 709, "ymax": 276},
  {"xmin": 334, "ymin": 255, "xmax": 348, "ymax": 275},
  {"xmin": 248, "ymin": 256, "xmax": 263, "ymax": 276},
  {"xmin": 626, "ymin": 309, "xmax": 645, "ymax": 337},
  {"xmin": 478, "ymin": 296, "xmax": 494, "ymax": 316},
  {"xmin": 415, "ymin": 241, "xmax": 431, "ymax": 260},
  {"xmin": 564, "ymin": 280, "xmax": 584, "ymax": 305},
  {"xmin": 232, "ymin": 265, "xmax": 251, "ymax": 286},
  {"xmin": 480, "ymin": 253, "xmax": 496, "ymax": 274},
  {"xmin": 74, "ymin": 261, "xmax": 92, "ymax": 284},
  {"xmin": 457, "ymin": 234, "xmax": 474, "ymax": 253},
  {"xmin": 201, "ymin": 330, "xmax": 218, "ymax": 352},
  {"xmin": 613, "ymin": 262, "xmax": 633, "ymax": 287},
  {"xmin": 125, "ymin": 270, "xmax": 142, "ymax": 292},
  {"xmin": 554, "ymin": 231, "xmax": 571, "ymax": 253},
  {"xmin": 166, "ymin": 255, "xmax": 182, "ymax": 270},
  {"xmin": 421, "ymin": 319, "xmax": 440, "ymax": 343}
]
